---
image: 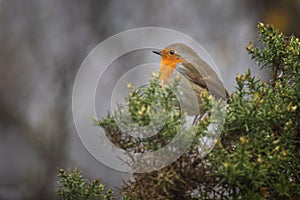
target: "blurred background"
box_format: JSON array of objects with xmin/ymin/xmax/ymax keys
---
[{"xmin": 0, "ymin": 0, "xmax": 299, "ymax": 199}]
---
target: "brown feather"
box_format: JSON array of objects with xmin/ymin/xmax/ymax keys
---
[{"xmin": 167, "ymin": 43, "xmax": 228, "ymax": 100}]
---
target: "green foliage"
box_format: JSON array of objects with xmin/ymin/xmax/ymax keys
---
[
  {"xmin": 209, "ymin": 22, "xmax": 300, "ymax": 199},
  {"xmin": 98, "ymin": 74, "xmax": 200, "ymax": 154},
  {"xmin": 100, "ymin": 23, "xmax": 299, "ymax": 199},
  {"xmin": 57, "ymin": 23, "xmax": 300, "ymax": 199},
  {"xmin": 56, "ymin": 168, "xmax": 114, "ymax": 200}
]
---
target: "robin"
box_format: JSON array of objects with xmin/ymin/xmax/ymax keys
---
[{"xmin": 153, "ymin": 43, "xmax": 228, "ymax": 118}]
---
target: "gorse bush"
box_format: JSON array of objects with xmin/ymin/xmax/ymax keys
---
[
  {"xmin": 210, "ymin": 22, "xmax": 300, "ymax": 199},
  {"xmin": 100, "ymin": 76, "xmax": 185, "ymax": 153},
  {"xmin": 56, "ymin": 168, "xmax": 113, "ymax": 200},
  {"xmin": 56, "ymin": 23, "xmax": 300, "ymax": 199}
]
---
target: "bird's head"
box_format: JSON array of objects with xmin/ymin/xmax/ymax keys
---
[{"xmin": 153, "ymin": 45, "xmax": 186, "ymax": 84}]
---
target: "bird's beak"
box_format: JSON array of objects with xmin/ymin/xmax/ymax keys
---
[{"xmin": 152, "ymin": 50, "xmax": 162, "ymax": 56}]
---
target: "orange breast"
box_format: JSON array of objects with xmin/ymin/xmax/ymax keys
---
[
  {"xmin": 159, "ymin": 65, "xmax": 175, "ymax": 84},
  {"xmin": 159, "ymin": 57, "xmax": 184, "ymax": 84}
]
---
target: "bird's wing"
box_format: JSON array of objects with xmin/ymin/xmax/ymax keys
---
[
  {"xmin": 177, "ymin": 62, "xmax": 207, "ymax": 88},
  {"xmin": 177, "ymin": 62, "xmax": 228, "ymax": 99}
]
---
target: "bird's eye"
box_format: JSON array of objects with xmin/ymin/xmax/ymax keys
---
[{"xmin": 169, "ymin": 50, "xmax": 175, "ymax": 55}]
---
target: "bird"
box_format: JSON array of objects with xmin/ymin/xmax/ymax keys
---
[{"xmin": 153, "ymin": 43, "xmax": 228, "ymax": 120}]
